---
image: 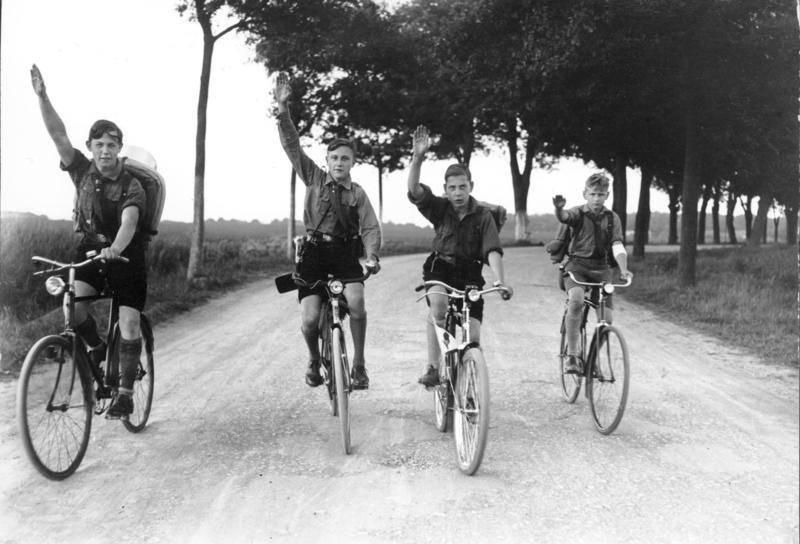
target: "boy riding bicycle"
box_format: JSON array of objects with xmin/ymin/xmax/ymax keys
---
[
  {"xmin": 553, "ymin": 172, "xmax": 633, "ymax": 375},
  {"xmin": 30, "ymin": 64, "xmax": 147, "ymax": 418},
  {"xmin": 407, "ymin": 125, "xmax": 512, "ymax": 387}
]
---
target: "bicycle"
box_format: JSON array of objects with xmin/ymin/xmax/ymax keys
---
[
  {"xmin": 16, "ymin": 253, "xmax": 155, "ymax": 480},
  {"xmin": 277, "ymin": 268, "xmax": 372, "ymax": 455},
  {"xmin": 557, "ymin": 269, "xmax": 631, "ymax": 434},
  {"xmin": 415, "ymin": 280, "xmax": 512, "ymax": 475}
]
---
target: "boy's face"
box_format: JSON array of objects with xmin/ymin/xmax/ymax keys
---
[
  {"xmin": 326, "ymin": 146, "xmax": 354, "ymax": 182},
  {"xmin": 87, "ymin": 133, "xmax": 121, "ymax": 173},
  {"xmin": 444, "ymin": 174, "xmax": 473, "ymax": 211},
  {"xmin": 583, "ymin": 185, "xmax": 609, "ymax": 213}
]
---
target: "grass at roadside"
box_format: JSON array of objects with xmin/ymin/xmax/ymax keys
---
[{"xmin": 623, "ymin": 245, "xmax": 798, "ymax": 367}]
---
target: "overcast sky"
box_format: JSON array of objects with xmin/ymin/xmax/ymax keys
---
[{"xmin": 1, "ymin": 0, "xmax": 663, "ymax": 227}]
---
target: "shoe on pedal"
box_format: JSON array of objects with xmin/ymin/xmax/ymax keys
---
[
  {"xmin": 564, "ymin": 355, "xmax": 581, "ymax": 375},
  {"xmin": 106, "ymin": 393, "xmax": 133, "ymax": 419},
  {"xmin": 305, "ymin": 360, "xmax": 324, "ymax": 387},
  {"xmin": 418, "ymin": 366, "xmax": 440, "ymax": 388},
  {"xmin": 351, "ymin": 365, "xmax": 369, "ymax": 390}
]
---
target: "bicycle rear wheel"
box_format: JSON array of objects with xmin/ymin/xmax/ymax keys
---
[
  {"xmin": 558, "ymin": 311, "xmax": 581, "ymax": 403},
  {"xmin": 587, "ymin": 326, "xmax": 630, "ymax": 434},
  {"xmin": 17, "ymin": 335, "xmax": 93, "ymax": 480},
  {"xmin": 331, "ymin": 327, "xmax": 351, "ymax": 454},
  {"xmin": 452, "ymin": 347, "xmax": 490, "ymax": 475},
  {"xmin": 122, "ymin": 316, "xmax": 155, "ymax": 433}
]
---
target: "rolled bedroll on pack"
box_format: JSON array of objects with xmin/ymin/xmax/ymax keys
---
[{"xmin": 120, "ymin": 145, "xmax": 166, "ymax": 238}]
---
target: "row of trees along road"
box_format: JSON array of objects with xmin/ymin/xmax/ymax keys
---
[{"xmin": 179, "ymin": 0, "xmax": 798, "ymax": 287}]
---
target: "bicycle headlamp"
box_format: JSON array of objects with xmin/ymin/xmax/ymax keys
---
[
  {"xmin": 602, "ymin": 283, "xmax": 615, "ymax": 295},
  {"xmin": 329, "ymin": 279, "xmax": 344, "ymax": 295},
  {"xmin": 45, "ymin": 276, "xmax": 66, "ymax": 296},
  {"xmin": 467, "ymin": 289, "xmax": 481, "ymax": 303}
]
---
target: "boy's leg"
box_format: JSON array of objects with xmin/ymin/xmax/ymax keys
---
[
  {"xmin": 108, "ymin": 305, "xmax": 142, "ymax": 417},
  {"xmin": 564, "ymin": 286, "xmax": 585, "ymax": 373},
  {"xmin": 420, "ymin": 286, "xmax": 447, "ymax": 386},
  {"xmin": 300, "ymin": 294, "xmax": 325, "ymax": 386},
  {"xmin": 344, "ymin": 282, "xmax": 370, "ymax": 390}
]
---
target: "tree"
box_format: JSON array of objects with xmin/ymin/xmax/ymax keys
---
[{"xmin": 178, "ymin": 0, "xmax": 246, "ymax": 285}]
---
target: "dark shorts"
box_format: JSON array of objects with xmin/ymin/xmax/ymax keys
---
[
  {"xmin": 296, "ymin": 240, "xmax": 363, "ymax": 301},
  {"xmin": 563, "ymin": 259, "xmax": 613, "ymax": 309},
  {"xmin": 73, "ymin": 243, "xmax": 148, "ymax": 311},
  {"xmin": 422, "ymin": 252, "xmax": 485, "ymax": 322}
]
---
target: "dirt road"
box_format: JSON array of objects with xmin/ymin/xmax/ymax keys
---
[{"xmin": 1, "ymin": 247, "xmax": 797, "ymax": 543}]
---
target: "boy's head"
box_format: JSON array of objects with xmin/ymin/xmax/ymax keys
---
[
  {"xmin": 326, "ymin": 138, "xmax": 355, "ymax": 182},
  {"xmin": 86, "ymin": 119, "xmax": 123, "ymax": 172},
  {"xmin": 443, "ymin": 163, "xmax": 474, "ymax": 211},
  {"xmin": 582, "ymin": 172, "xmax": 611, "ymax": 212}
]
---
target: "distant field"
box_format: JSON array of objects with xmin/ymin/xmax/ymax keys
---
[{"xmin": 1, "ymin": 212, "xmax": 793, "ymax": 372}]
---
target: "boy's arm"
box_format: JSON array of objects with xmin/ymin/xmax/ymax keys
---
[
  {"xmin": 407, "ymin": 125, "xmax": 429, "ymax": 200},
  {"xmin": 552, "ymin": 194, "xmax": 569, "ymax": 223},
  {"xmin": 31, "ymin": 64, "xmax": 75, "ymax": 167},
  {"xmin": 487, "ymin": 250, "xmax": 514, "ymax": 298},
  {"xmin": 100, "ymin": 206, "xmax": 139, "ymax": 260},
  {"xmin": 273, "ymin": 72, "xmax": 322, "ymax": 187}
]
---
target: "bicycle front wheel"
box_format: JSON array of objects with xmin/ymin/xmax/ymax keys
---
[
  {"xmin": 331, "ymin": 327, "xmax": 351, "ymax": 454},
  {"xmin": 17, "ymin": 335, "xmax": 93, "ymax": 480},
  {"xmin": 122, "ymin": 316, "xmax": 155, "ymax": 433},
  {"xmin": 452, "ymin": 347, "xmax": 490, "ymax": 475},
  {"xmin": 558, "ymin": 312, "xmax": 581, "ymax": 403},
  {"xmin": 587, "ymin": 326, "xmax": 630, "ymax": 434}
]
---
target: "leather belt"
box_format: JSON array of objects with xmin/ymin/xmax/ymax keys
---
[{"xmin": 307, "ymin": 232, "xmax": 345, "ymax": 244}]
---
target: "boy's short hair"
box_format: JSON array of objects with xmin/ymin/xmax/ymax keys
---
[
  {"xmin": 87, "ymin": 119, "xmax": 123, "ymax": 145},
  {"xmin": 444, "ymin": 163, "xmax": 471, "ymax": 181},
  {"xmin": 585, "ymin": 172, "xmax": 611, "ymax": 191},
  {"xmin": 326, "ymin": 138, "xmax": 355, "ymax": 155}
]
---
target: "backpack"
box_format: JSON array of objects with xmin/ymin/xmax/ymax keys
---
[
  {"xmin": 119, "ymin": 153, "xmax": 166, "ymax": 240},
  {"xmin": 476, "ymin": 200, "xmax": 507, "ymax": 232},
  {"xmin": 545, "ymin": 209, "xmax": 617, "ymax": 267}
]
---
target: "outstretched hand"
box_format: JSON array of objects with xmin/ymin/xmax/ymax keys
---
[
  {"xmin": 552, "ymin": 194, "xmax": 566, "ymax": 209},
  {"xmin": 273, "ymin": 72, "xmax": 291, "ymax": 105},
  {"xmin": 30, "ymin": 64, "xmax": 46, "ymax": 97},
  {"xmin": 412, "ymin": 125, "xmax": 430, "ymax": 157}
]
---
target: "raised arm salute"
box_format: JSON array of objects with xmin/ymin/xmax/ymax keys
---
[
  {"xmin": 31, "ymin": 64, "xmax": 75, "ymax": 167},
  {"xmin": 272, "ymin": 72, "xmax": 380, "ymax": 390}
]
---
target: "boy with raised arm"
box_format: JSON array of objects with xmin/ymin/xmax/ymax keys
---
[
  {"xmin": 30, "ymin": 64, "xmax": 147, "ymax": 418},
  {"xmin": 553, "ymin": 172, "xmax": 633, "ymax": 375},
  {"xmin": 273, "ymin": 72, "xmax": 381, "ymax": 390},
  {"xmin": 407, "ymin": 125, "xmax": 512, "ymax": 387}
]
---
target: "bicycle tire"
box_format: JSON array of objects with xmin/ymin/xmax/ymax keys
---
[
  {"xmin": 586, "ymin": 325, "xmax": 630, "ymax": 434},
  {"xmin": 122, "ymin": 316, "xmax": 155, "ymax": 433},
  {"xmin": 17, "ymin": 335, "xmax": 93, "ymax": 480},
  {"xmin": 558, "ymin": 311, "xmax": 581, "ymax": 403},
  {"xmin": 452, "ymin": 347, "xmax": 490, "ymax": 475},
  {"xmin": 332, "ymin": 327, "xmax": 351, "ymax": 454}
]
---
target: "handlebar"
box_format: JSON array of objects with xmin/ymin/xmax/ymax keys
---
[
  {"xmin": 414, "ymin": 279, "xmax": 513, "ymax": 302},
  {"xmin": 32, "ymin": 254, "xmax": 130, "ymax": 276},
  {"xmin": 566, "ymin": 271, "xmax": 632, "ymax": 288},
  {"xmin": 292, "ymin": 268, "xmax": 373, "ymax": 291}
]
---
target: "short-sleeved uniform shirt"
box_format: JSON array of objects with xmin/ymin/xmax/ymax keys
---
[
  {"xmin": 561, "ymin": 204, "xmax": 624, "ymax": 300},
  {"xmin": 409, "ymin": 184, "xmax": 503, "ymax": 322},
  {"xmin": 61, "ymin": 150, "xmax": 148, "ymax": 310}
]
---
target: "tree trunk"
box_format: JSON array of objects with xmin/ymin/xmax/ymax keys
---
[
  {"xmin": 678, "ymin": 109, "xmax": 700, "ymax": 286},
  {"xmin": 506, "ymin": 120, "xmax": 533, "ymax": 242},
  {"xmin": 633, "ymin": 167, "xmax": 651, "ymax": 258},
  {"xmin": 749, "ymin": 192, "xmax": 772, "ymax": 247},
  {"xmin": 187, "ymin": 20, "xmax": 215, "ymax": 284},
  {"xmin": 286, "ymin": 169, "xmax": 297, "ymax": 261},
  {"xmin": 786, "ymin": 204, "xmax": 798, "ymax": 245},
  {"xmin": 667, "ymin": 185, "xmax": 681, "ymax": 244},
  {"xmin": 740, "ymin": 195, "xmax": 753, "ymax": 241},
  {"xmin": 773, "ymin": 213, "xmax": 780, "ymax": 243},
  {"xmin": 611, "ymin": 157, "xmax": 628, "ymax": 243},
  {"xmin": 725, "ymin": 189, "xmax": 738, "ymax": 244},
  {"xmin": 711, "ymin": 182, "xmax": 721, "ymax": 244},
  {"xmin": 378, "ymin": 166, "xmax": 384, "ymax": 224},
  {"xmin": 697, "ymin": 183, "xmax": 712, "ymax": 245}
]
